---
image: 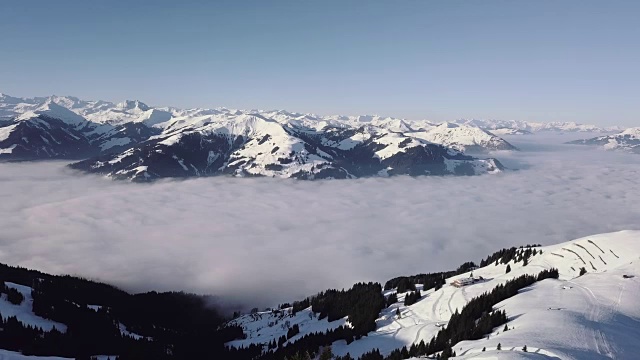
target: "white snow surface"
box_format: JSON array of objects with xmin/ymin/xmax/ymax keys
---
[
  {"xmin": 0, "ymin": 282, "xmax": 67, "ymax": 332},
  {"xmin": 0, "ymin": 349, "xmax": 69, "ymax": 360},
  {"xmin": 0, "ymin": 144, "xmax": 17, "ymax": 154},
  {"xmin": 0, "ymin": 124, "xmax": 17, "ymax": 142},
  {"xmin": 410, "ymin": 123, "xmax": 516, "ymax": 153},
  {"xmin": 16, "ymin": 101, "xmax": 86, "ymax": 128},
  {"xmin": 227, "ymin": 307, "xmax": 349, "ymax": 350},
  {"xmin": 227, "ymin": 230, "xmax": 640, "ymax": 359}
]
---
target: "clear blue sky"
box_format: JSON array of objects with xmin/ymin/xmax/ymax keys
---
[{"xmin": 1, "ymin": 1, "xmax": 638, "ymax": 126}]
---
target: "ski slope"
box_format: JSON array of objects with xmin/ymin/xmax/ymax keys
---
[
  {"xmin": 0, "ymin": 282, "xmax": 67, "ymax": 332},
  {"xmin": 227, "ymin": 307, "xmax": 350, "ymax": 349},
  {"xmin": 228, "ymin": 230, "xmax": 640, "ymax": 359}
]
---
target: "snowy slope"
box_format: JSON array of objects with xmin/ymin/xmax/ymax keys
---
[
  {"xmin": 567, "ymin": 128, "xmax": 640, "ymax": 154},
  {"xmin": 0, "ymin": 349, "xmax": 69, "ymax": 360},
  {"xmin": 227, "ymin": 307, "xmax": 350, "ymax": 350},
  {"xmin": 0, "ymin": 283, "xmax": 67, "ymax": 332},
  {"xmin": 16, "ymin": 101, "xmax": 88, "ymax": 128},
  {"xmin": 409, "ymin": 123, "xmax": 518, "ymax": 153},
  {"xmin": 227, "ymin": 230, "xmax": 640, "ymax": 359}
]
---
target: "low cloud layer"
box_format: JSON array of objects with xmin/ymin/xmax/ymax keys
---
[{"xmin": 1, "ymin": 134, "xmax": 639, "ymax": 310}]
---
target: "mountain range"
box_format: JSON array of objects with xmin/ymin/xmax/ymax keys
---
[
  {"xmin": 0, "ymin": 94, "xmax": 617, "ymax": 181},
  {"xmin": 566, "ymin": 127, "xmax": 640, "ymax": 154}
]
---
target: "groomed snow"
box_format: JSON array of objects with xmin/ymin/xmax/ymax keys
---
[
  {"xmin": 0, "ymin": 282, "xmax": 67, "ymax": 332},
  {"xmin": 225, "ymin": 231, "xmax": 640, "ymax": 360},
  {"xmin": 331, "ymin": 230, "xmax": 640, "ymax": 359}
]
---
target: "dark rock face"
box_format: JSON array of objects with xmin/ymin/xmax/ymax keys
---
[
  {"xmin": 71, "ymin": 132, "xmax": 238, "ymax": 180},
  {"xmin": 91, "ymin": 122, "xmax": 162, "ymax": 155}
]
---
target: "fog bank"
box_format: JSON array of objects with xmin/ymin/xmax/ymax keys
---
[{"xmin": 0, "ymin": 135, "xmax": 638, "ymax": 309}]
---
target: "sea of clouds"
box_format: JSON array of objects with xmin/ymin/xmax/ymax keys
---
[{"xmin": 0, "ymin": 134, "xmax": 639, "ymax": 310}]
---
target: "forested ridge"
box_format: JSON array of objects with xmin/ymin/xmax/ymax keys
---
[{"xmin": 0, "ymin": 263, "xmax": 245, "ymax": 359}]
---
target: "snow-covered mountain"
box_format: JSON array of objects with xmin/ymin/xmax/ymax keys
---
[
  {"xmin": 226, "ymin": 230, "xmax": 640, "ymax": 360},
  {"xmin": 0, "ymin": 95, "xmax": 165, "ymax": 160},
  {"xmin": 70, "ymin": 115, "xmax": 503, "ymax": 181},
  {"xmin": 3, "ymin": 92, "xmax": 622, "ymax": 181},
  {"xmin": 567, "ymin": 128, "xmax": 640, "ymax": 154},
  {"xmin": 410, "ymin": 123, "xmax": 518, "ymax": 153},
  {"xmin": 488, "ymin": 128, "xmax": 533, "ymax": 136},
  {"xmin": 0, "ymin": 94, "xmax": 511, "ymax": 180},
  {"xmin": 453, "ymin": 118, "xmax": 618, "ymax": 134}
]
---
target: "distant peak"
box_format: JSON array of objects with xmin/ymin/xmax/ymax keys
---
[
  {"xmin": 437, "ymin": 122, "xmax": 460, "ymax": 129},
  {"xmin": 620, "ymin": 127, "xmax": 640, "ymax": 136},
  {"xmin": 0, "ymin": 93, "xmax": 22, "ymax": 103},
  {"xmin": 117, "ymin": 100, "xmax": 150, "ymax": 111}
]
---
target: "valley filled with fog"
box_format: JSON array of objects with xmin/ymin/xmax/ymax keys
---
[{"xmin": 1, "ymin": 133, "xmax": 638, "ymax": 310}]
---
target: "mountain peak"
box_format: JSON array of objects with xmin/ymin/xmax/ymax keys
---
[
  {"xmin": 0, "ymin": 93, "xmax": 22, "ymax": 104},
  {"xmin": 620, "ymin": 127, "xmax": 640, "ymax": 137},
  {"xmin": 116, "ymin": 100, "xmax": 150, "ymax": 111},
  {"xmin": 436, "ymin": 122, "xmax": 460, "ymax": 129},
  {"xmin": 16, "ymin": 100, "xmax": 87, "ymax": 126}
]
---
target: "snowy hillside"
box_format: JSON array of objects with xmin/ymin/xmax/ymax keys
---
[
  {"xmin": 409, "ymin": 123, "xmax": 518, "ymax": 153},
  {"xmin": 226, "ymin": 230, "xmax": 640, "ymax": 360},
  {"xmin": 0, "ymin": 282, "xmax": 67, "ymax": 333},
  {"xmin": 567, "ymin": 128, "xmax": 640, "ymax": 154}
]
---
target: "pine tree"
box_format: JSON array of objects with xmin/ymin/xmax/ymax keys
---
[
  {"xmin": 319, "ymin": 345, "xmax": 333, "ymax": 360},
  {"xmin": 506, "ymin": 264, "xmax": 511, "ymax": 274},
  {"xmin": 482, "ymin": 347, "xmax": 486, "ymax": 352},
  {"xmin": 497, "ymin": 343, "xmax": 502, "ymax": 350},
  {"xmin": 503, "ymin": 324, "xmax": 509, "ymax": 332},
  {"xmin": 580, "ymin": 267, "xmax": 587, "ymax": 276},
  {"xmin": 522, "ymin": 345, "xmax": 527, "ymax": 352},
  {"xmin": 396, "ymin": 307, "xmax": 401, "ymax": 318}
]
